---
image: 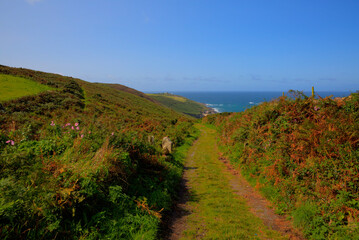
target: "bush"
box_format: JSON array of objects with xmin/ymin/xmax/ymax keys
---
[{"xmin": 206, "ymin": 92, "xmax": 359, "ymax": 239}]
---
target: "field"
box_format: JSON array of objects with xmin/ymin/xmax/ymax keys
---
[{"xmin": 0, "ymin": 73, "xmax": 53, "ymax": 101}]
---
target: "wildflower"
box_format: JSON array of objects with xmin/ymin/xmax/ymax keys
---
[
  {"xmin": 81, "ymin": 134, "xmax": 84, "ymax": 138},
  {"xmin": 314, "ymin": 106, "xmax": 320, "ymax": 111},
  {"xmin": 66, "ymin": 123, "xmax": 71, "ymax": 126},
  {"xmin": 71, "ymin": 126, "xmax": 74, "ymax": 130},
  {"xmin": 111, "ymin": 132, "xmax": 114, "ymax": 136},
  {"xmin": 50, "ymin": 121, "xmax": 55, "ymax": 126},
  {"xmin": 6, "ymin": 140, "xmax": 14, "ymax": 145},
  {"xmin": 75, "ymin": 123, "xmax": 79, "ymax": 126},
  {"xmin": 76, "ymin": 126, "xmax": 80, "ymax": 130},
  {"xmin": 88, "ymin": 131, "xmax": 91, "ymax": 134}
]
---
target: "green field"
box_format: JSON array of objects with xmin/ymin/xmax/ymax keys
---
[
  {"xmin": 0, "ymin": 74, "xmax": 53, "ymax": 101},
  {"xmin": 148, "ymin": 93, "xmax": 213, "ymax": 118}
]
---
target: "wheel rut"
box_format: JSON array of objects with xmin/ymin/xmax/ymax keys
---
[
  {"xmin": 161, "ymin": 140, "xmax": 200, "ymax": 240},
  {"xmin": 219, "ymin": 156, "xmax": 305, "ymax": 240}
]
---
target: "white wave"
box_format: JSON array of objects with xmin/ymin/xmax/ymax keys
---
[{"xmin": 206, "ymin": 103, "xmax": 223, "ymax": 107}]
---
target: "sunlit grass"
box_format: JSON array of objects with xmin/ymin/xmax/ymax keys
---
[
  {"xmin": 0, "ymin": 74, "xmax": 53, "ymax": 101},
  {"xmin": 148, "ymin": 93, "xmax": 187, "ymax": 102}
]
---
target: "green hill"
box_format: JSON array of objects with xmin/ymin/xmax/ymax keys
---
[
  {"xmin": 102, "ymin": 83, "xmax": 158, "ymax": 104},
  {"xmin": 0, "ymin": 65, "xmax": 196, "ymax": 239},
  {"xmin": 148, "ymin": 92, "xmax": 215, "ymax": 118},
  {"xmin": 204, "ymin": 91, "xmax": 359, "ymax": 239}
]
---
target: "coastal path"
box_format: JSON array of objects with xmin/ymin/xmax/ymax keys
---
[{"xmin": 165, "ymin": 124, "xmax": 304, "ymax": 240}]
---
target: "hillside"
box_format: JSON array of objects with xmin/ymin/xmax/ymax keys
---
[
  {"xmin": 0, "ymin": 65, "xmax": 196, "ymax": 239},
  {"xmin": 148, "ymin": 92, "xmax": 216, "ymax": 118},
  {"xmin": 3, "ymin": 64, "xmax": 358, "ymax": 239},
  {"xmin": 204, "ymin": 91, "xmax": 359, "ymax": 239},
  {"xmin": 102, "ymin": 83, "xmax": 158, "ymax": 104}
]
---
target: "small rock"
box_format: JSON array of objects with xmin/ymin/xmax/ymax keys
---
[
  {"xmin": 162, "ymin": 137, "xmax": 173, "ymax": 155},
  {"xmin": 148, "ymin": 135, "xmax": 155, "ymax": 145}
]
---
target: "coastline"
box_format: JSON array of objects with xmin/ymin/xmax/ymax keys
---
[
  {"xmin": 205, "ymin": 103, "xmax": 221, "ymax": 113},
  {"xmin": 171, "ymin": 91, "xmax": 352, "ymax": 113}
]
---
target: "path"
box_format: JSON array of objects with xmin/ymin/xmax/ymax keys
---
[{"xmin": 166, "ymin": 124, "xmax": 304, "ymax": 240}]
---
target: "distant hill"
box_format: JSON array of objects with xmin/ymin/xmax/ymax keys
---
[
  {"xmin": 102, "ymin": 83, "xmax": 158, "ymax": 103},
  {"xmin": 0, "ymin": 65, "xmax": 195, "ymax": 239},
  {"xmin": 148, "ymin": 92, "xmax": 216, "ymax": 118}
]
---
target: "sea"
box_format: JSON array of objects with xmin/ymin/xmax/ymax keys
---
[{"xmin": 170, "ymin": 91, "xmax": 352, "ymax": 113}]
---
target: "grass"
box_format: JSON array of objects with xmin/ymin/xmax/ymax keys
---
[
  {"xmin": 165, "ymin": 95, "xmax": 187, "ymax": 102},
  {"xmin": 148, "ymin": 93, "xmax": 212, "ymax": 118},
  {"xmin": 0, "ymin": 73, "xmax": 53, "ymax": 101},
  {"xmin": 180, "ymin": 124, "xmax": 285, "ymax": 239}
]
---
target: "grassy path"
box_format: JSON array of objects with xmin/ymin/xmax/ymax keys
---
[{"xmin": 169, "ymin": 124, "xmax": 287, "ymax": 239}]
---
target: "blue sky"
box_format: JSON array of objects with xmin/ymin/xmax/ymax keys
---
[{"xmin": 1, "ymin": 0, "xmax": 358, "ymax": 92}]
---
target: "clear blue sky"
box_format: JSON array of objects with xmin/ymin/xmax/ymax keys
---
[{"xmin": 1, "ymin": 0, "xmax": 358, "ymax": 92}]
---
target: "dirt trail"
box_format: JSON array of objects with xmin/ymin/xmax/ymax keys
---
[
  {"xmin": 219, "ymin": 157, "xmax": 304, "ymax": 240},
  {"xmin": 164, "ymin": 124, "xmax": 305, "ymax": 240},
  {"xmin": 163, "ymin": 143, "xmax": 199, "ymax": 240}
]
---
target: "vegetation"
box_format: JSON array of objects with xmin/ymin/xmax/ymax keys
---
[
  {"xmin": 180, "ymin": 124, "xmax": 283, "ymax": 239},
  {"xmin": 204, "ymin": 91, "xmax": 359, "ymax": 239},
  {"xmin": 3, "ymin": 63, "xmax": 358, "ymax": 239},
  {"xmin": 102, "ymin": 83, "xmax": 158, "ymax": 104},
  {"xmin": 0, "ymin": 73, "xmax": 53, "ymax": 101},
  {"xmin": 0, "ymin": 65, "xmax": 196, "ymax": 239},
  {"xmin": 148, "ymin": 93, "xmax": 214, "ymax": 118}
]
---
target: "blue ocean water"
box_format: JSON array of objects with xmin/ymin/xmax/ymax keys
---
[{"xmin": 171, "ymin": 91, "xmax": 352, "ymax": 113}]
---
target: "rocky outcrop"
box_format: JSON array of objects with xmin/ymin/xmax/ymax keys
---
[{"xmin": 202, "ymin": 108, "xmax": 217, "ymax": 117}]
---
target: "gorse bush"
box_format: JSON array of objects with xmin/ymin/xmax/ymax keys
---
[
  {"xmin": 0, "ymin": 65, "xmax": 196, "ymax": 239},
  {"xmin": 204, "ymin": 91, "xmax": 359, "ymax": 239}
]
